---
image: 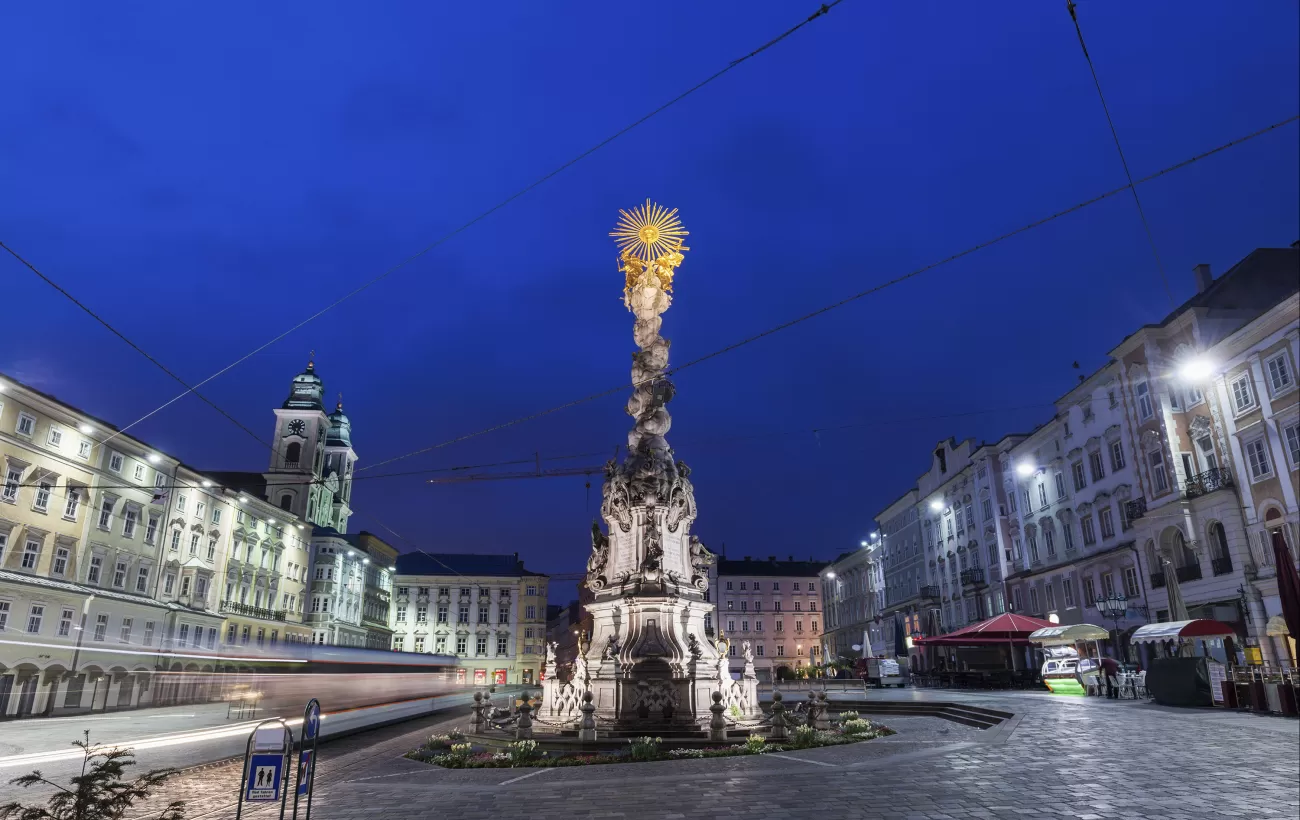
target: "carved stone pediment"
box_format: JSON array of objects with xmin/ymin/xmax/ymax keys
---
[{"xmin": 1188, "ymin": 415, "xmax": 1213, "ymax": 438}]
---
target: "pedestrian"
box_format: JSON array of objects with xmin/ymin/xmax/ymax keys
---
[{"xmin": 1100, "ymin": 656, "xmax": 1120, "ymax": 699}]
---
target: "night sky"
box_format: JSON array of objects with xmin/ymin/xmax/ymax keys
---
[{"xmin": 3, "ymin": 2, "xmax": 1297, "ymax": 604}]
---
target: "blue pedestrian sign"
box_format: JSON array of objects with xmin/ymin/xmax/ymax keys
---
[
  {"xmin": 245, "ymin": 753, "xmax": 284, "ymax": 802},
  {"xmin": 296, "ymin": 750, "xmax": 315, "ymax": 797}
]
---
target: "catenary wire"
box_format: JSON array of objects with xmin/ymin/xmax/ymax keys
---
[
  {"xmin": 5, "ymin": 1, "xmax": 843, "ymax": 453},
  {"xmin": 1065, "ymin": 0, "xmax": 1175, "ymax": 307},
  {"xmin": 357, "ymin": 114, "xmax": 1300, "ymax": 473}
]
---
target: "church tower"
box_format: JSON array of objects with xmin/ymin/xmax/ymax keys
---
[
  {"xmin": 323, "ymin": 397, "xmax": 357, "ymax": 533},
  {"xmin": 267, "ymin": 357, "xmax": 332, "ymax": 527}
]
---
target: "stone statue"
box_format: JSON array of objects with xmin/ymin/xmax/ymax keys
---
[
  {"xmin": 602, "ymin": 635, "xmax": 621, "ymax": 662},
  {"xmin": 741, "ymin": 640, "xmax": 757, "ymax": 679},
  {"xmin": 687, "ymin": 633, "xmax": 703, "ymax": 660},
  {"xmin": 688, "ymin": 535, "xmax": 714, "ymax": 590},
  {"xmin": 543, "ymin": 641, "xmax": 558, "ymax": 679},
  {"xmin": 573, "ymin": 645, "xmax": 590, "ymax": 690},
  {"xmin": 587, "ymin": 521, "xmax": 610, "ymax": 589}
]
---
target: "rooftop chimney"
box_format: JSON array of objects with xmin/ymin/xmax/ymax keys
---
[{"xmin": 1193, "ymin": 263, "xmax": 1212, "ymax": 293}]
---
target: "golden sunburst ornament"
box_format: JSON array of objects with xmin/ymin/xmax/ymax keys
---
[{"xmin": 610, "ymin": 199, "xmax": 689, "ymax": 264}]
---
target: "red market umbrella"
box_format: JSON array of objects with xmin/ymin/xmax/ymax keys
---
[{"xmin": 1274, "ymin": 537, "xmax": 1300, "ymax": 641}]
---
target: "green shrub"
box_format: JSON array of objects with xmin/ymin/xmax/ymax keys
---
[
  {"xmin": 841, "ymin": 719, "xmax": 873, "ymax": 736},
  {"xmin": 791, "ymin": 725, "xmax": 818, "ymax": 749},
  {"xmin": 628, "ymin": 736, "xmax": 662, "ymax": 761},
  {"xmin": 507, "ymin": 740, "xmax": 543, "ymax": 767}
]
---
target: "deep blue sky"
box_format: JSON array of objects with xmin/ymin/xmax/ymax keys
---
[{"xmin": 3, "ymin": 2, "xmax": 1297, "ymax": 603}]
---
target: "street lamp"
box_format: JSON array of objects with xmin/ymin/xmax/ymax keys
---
[
  {"xmin": 928, "ymin": 500, "xmax": 943, "ymax": 512},
  {"xmin": 1095, "ymin": 594, "xmax": 1128, "ymax": 659},
  {"xmin": 1015, "ymin": 461, "xmax": 1035, "ymax": 478},
  {"xmin": 1178, "ymin": 356, "xmax": 1215, "ymax": 384}
]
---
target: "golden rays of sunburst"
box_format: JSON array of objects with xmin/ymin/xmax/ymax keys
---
[{"xmin": 610, "ymin": 199, "xmax": 689, "ymax": 264}]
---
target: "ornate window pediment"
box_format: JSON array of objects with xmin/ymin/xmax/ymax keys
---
[
  {"xmin": 1103, "ymin": 424, "xmax": 1122, "ymax": 442},
  {"xmin": 1113, "ymin": 483, "xmax": 1132, "ymax": 501},
  {"xmin": 1093, "ymin": 490, "xmax": 1111, "ymax": 504},
  {"xmin": 1067, "ymin": 447, "xmax": 1084, "ymax": 460},
  {"xmin": 1140, "ymin": 429, "xmax": 1163, "ymax": 449},
  {"xmin": 1188, "ymin": 415, "xmax": 1213, "ymax": 438},
  {"xmin": 1076, "ymin": 502, "xmax": 1093, "ymax": 516},
  {"xmin": 1084, "ymin": 436, "xmax": 1102, "ymax": 453}
]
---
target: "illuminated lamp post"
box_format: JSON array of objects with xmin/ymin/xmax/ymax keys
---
[{"xmin": 1095, "ymin": 594, "xmax": 1128, "ymax": 659}]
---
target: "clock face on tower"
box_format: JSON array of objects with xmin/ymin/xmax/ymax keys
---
[{"xmin": 287, "ymin": 419, "xmax": 306, "ymax": 437}]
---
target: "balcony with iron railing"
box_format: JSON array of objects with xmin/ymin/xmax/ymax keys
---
[
  {"xmin": 220, "ymin": 600, "xmax": 288, "ymax": 622},
  {"xmin": 1125, "ymin": 497, "xmax": 1148, "ymax": 522},
  {"xmin": 1184, "ymin": 467, "xmax": 1233, "ymax": 500},
  {"xmin": 1149, "ymin": 571, "xmax": 1166, "ymax": 589},
  {"xmin": 960, "ymin": 568, "xmax": 986, "ymax": 587},
  {"xmin": 1175, "ymin": 564, "xmax": 1203, "ymax": 583},
  {"xmin": 920, "ymin": 585, "xmax": 941, "ymax": 599}
]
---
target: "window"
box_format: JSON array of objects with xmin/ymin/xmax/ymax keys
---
[
  {"xmin": 1097, "ymin": 507, "xmax": 1116, "ymax": 539},
  {"xmin": 794, "ymin": 601, "xmax": 801, "ymax": 612},
  {"xmin": 132, "ymin": 566, "xmax": 149, "ymax": 592},
  {"xmin": 1134, "ymin": 381, "xmax": 1154, "ymax": 420},
  {"xmin": 1266, "ymin": 353, "xmax": 1293, "ymax": 394},
  {"xmin": 1027, "ymin": 533, "xmax": 1040, "ymax": 563},
  {"xmin": 189, "ymin": 533, "xmax": 200, "ymax": 555},
  {"xmin": 499, "ymin": 606, "xmax": 509, "ymax": 624},
  {"xmin": 497, "ymin": 636, "xmax": 508, "ymax": 655},
  {"xmin": 740, "ymin": 601, "xmax": 748, "ymax": 612},
  {"xmin": 475, "ymin": 636, "xmax": 488, "ymax": 655},
  {"xmin": 0, "ymin": 601, "xmax": 8, "ymax": 631},
  {"xmin": 1012, "ymin": 587, "xmax": 1023, "ymax": 612},
  {"xmin": 1149, "ymin": 448, "xmax": 1169, "ymax": 493},
  {"xmin": 52, "ymin": 547, "xmax": 69, "ymax": 576},
  {"xmin": 455, "ymin": 636, "xmax": 467, "ymax": 655},
  {"xmin": 739, "ymin": 581, "xmax": 747, "ymax": 591},
  {"xmin": 1245, "ymin": 438, "xmax": 1272, "ymax": 480},
  {"xmin": 1101, "ymin": 572, "xmax": 1116, "ymax": 599},
  {"xmin": 1285, "ymin": 422, "xmax": 1300, "ymax": 468},
  {"xmin": 1062, "ymin": 521, "xmax": 1075, "ymax": 551},
  {"xmin": 1008, "ymin": 490, "xmax": 1017, "ymax": 514},
  {"xmin": 109, "ymin": 452, "xmax": 124, "ymax": 473},
  {"xmin": 133, "ymin": 463, "xmax": 145, "ymax": 482},
  {"xmin": 793, "ymin": 582, "xmax": 801, "ymax": 591},
  {"xmin": 195, "ymin": 577, "xmax": 207, "ymax": 601},
  {"xmin": 1088, "ymin": 451, "xmax": 1105, "ymax": 483},
  {"xmin": 207, "ymin": 539, "xmax": 216, "ymax": 560},
  {"xmin": 772, "ymin": 582, "xmax": 780, "ymax": 591},
  {"xmin": 181, "ymin": 575, "xmax": 192, "ymax": 597},
  {"xmin": 63, "ymin": 491, "xmax": 80, "ymax": 519},
  {"xmin": 1062, "ymin": 578, "xmax": 1075, "ymax": 607},
  {"xmin": 776, "ymin": 645, "xmax": 785, "ymax": 657},
  {"xmin": 78, "ymin": 439, "xmax": 92, "ymax": 459},
  {"xmin": 163, "ymin": 573, "xmax": 175, "ymax": 595},
  {"xmin": 775, "ymin": 620, "xmax": 783, "ymax": 633},
  {"xmin": 2, "ymin": 467, "xmax": 21, "ymax": 502},
  {"xmin": 1231, "ymin": 374, "xmax": 1254, "ymax": 413},
  {"xmin": 93, "ymin": 613, "xmax": 108, "ymax": 641},
  {"xmin": 1037, "ymin": 483, "xmax": 1048, "ymax": 508},
  {"xmin": 756, "ymin": 645, "xmax": 765, "ymax": 656},
  {"xmin": 982, "ymin": 498, "xmax": 993, "ymax": 521},
  {"xmin": 33, "ymin": 481, "xmax": 51, "ymax": 512},
  {"xmin": 58, "ymin": 607, "xmax": 74, "ymax": 637},
  {"xmin": 1054, "ymin": 472, "xmax": 1067, "ymax": 500},
  {"xmin": 1109, "ymin": 440, "xmax": 1126, "ymax": 472},
  {"xmin": 437, "ymin": 605, "xmax": 448, "ymax": 623},
  {"xmin": 120, "ymin": 618, "xmax": 133, "ymax": 643},
  {"xmin": 1123, "ymin": 567, "xmax": 1140, "ymax": 597},
  {"xmin": 526, "ymin": 585, "xmax": 538, "ymax": 596},
  {"xmin": 25, "ymin": 603, "xmax": 44, "ymax": 634},
  {"xmin": 1044, "ymin": 583, "xmax": 1056, "ymax": 611},
  {"xmin": 1043, "ymin": 528, "xmax": 1056, "ymax": 556},
  {"xmin": 457, "ymin": 605, "xmax": 469, "ymax": 624},
  {"xmin": 21, "ymin": 539, "xmax": 40, "ymax": 569},
  {"xmin": 478, "ymin": 605, "xmax": 489, "ymax": 624},
  {"xmin": 212, "ymin": 507, "xmax": 221, "ymax": 525},
  {"xmin": 796, "ymin": 620, "xmax": 804, "ymax": 632},
  {"xmin": 774, "ymin": 601, "xmax": 781, "ymax": 612},
  {"xmin": 1081, "ymin": 515, "xmax": 1097, "ymax": 546},
  {"xmin": 526, "ymin": 605, "xmax": 537, "ymax": 619},
  {"xmin": 98, "ymin": 497, "xmax": 114, "ymax": 529},
  {"xmin": 87, "ymin": 555, "xmax": 102, "ymax": 585},
  {"xmin": 1028, "ymin": 587, "xmax": 1040, "ymax": 613},
  {"xmin": 16, "ymin": 412, "xmax": 36, "ymax": 437},
  {"xmin": 755, "ymin": 620, "xmax": 763, "ymax": 632},
  {"xmin": 123, "ymin": 508, "xmax": 138, "ymax": 538}
]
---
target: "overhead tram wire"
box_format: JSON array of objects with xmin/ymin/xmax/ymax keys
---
[
  {"xmin": 5, "ymin": 1, "xmax": 844, "ymax": 454},
  {"xmin": 356, "ymin": 114, "xmax": 1300, "ymax": 474},
  {"xmin": 1065, "ymin": 0, "xmax": 1175, "ymax": 308}
]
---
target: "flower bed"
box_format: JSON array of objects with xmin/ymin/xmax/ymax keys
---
[{"xmin": 405, "ymin": 719, "xmax": 895, "ymax": 769}]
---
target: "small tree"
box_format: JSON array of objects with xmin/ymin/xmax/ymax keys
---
[{"xmin": 0, "ymin": 732, "xmax": 184, "ymax": 820}]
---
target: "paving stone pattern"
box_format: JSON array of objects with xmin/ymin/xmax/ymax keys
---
[{"xmin": 102, "ymin": 692, "xmax": 1299, "ymax": 820}]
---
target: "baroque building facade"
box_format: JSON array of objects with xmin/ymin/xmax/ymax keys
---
[
  {"xmin": 713, "ymin": 556, "xmax": 828, "ymax": 681},
  {"xmin": 390, "ymin": 552, "xmax": 547, "ymax": 685}
]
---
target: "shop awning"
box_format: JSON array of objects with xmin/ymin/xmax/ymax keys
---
[
  {"xmin": 1130, "ymin": 619, "xmax": 1237, "ymax": 645},
  {"xmin": 1266, "ymin": 614, "xmax": 1290, "ymax": 637},
  {"xmin": 913, "ymin": 635, "xmax": 1036, "ymax": 647},
  {"xmin": 1028, "ymin": 624, "xmax": 1110, "ymax": 646}
]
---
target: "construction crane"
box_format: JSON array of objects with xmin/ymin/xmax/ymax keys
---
[{"xmin": 425, "ymin": 450, "xmax": 615, "ymax": 485}]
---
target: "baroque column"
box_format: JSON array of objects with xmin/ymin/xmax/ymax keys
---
[{"xmin": 563, "ymin": 200, "xmax": 728, "ymax": 726}]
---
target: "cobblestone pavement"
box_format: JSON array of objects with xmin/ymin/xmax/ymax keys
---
[{"xmin": 6, "ymin": 691, "xmax": 1290, "ymax": 820}]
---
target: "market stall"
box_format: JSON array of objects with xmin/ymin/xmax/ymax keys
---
[
  {"xmin": 1028, "ymin": 624, "xmax": 1110, "ymax": 696},
  {"xmin": 1131, "ymin": 619, "xmax": 1237, "ymax": 707}
]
